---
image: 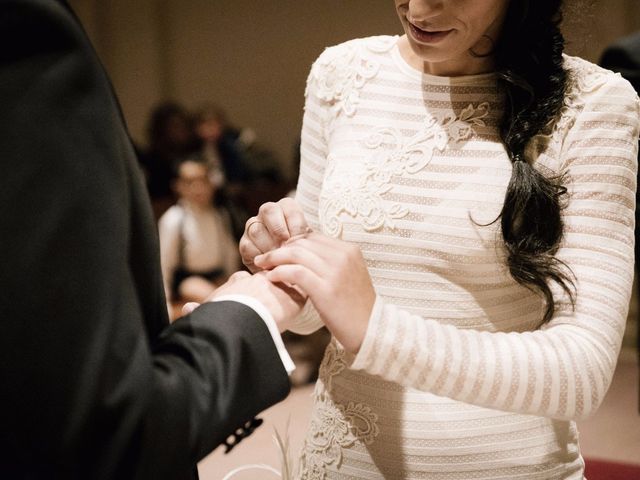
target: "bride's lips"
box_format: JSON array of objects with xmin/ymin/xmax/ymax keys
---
[{"xmin": 408, "ymin": 22, "xmax": 453, "ymax": 44}]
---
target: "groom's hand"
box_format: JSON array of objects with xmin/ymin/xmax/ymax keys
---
[{"xmin": 207, "ymin": 271, "xmax": 307, "ymax": 332}]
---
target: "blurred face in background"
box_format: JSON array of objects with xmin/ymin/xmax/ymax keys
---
[
  {"xmin": 175, "ymin": 161, "xmax": 214, "ymax": 208},
  {"xmin": 196, "ymin": 116, "xmax": 223, "ymax": 143},
  {"xmin": 166, "ymin": 114, "xmax": 192, "ymax": 146},
  {"xmin": 394, "ymin": 0, "xmax": 509, "ymax": 76},
  {"xmin": 195, "ymin": 107, "xmax": 228, "ymax": 144}
]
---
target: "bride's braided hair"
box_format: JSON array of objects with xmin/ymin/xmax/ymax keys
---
[{"xmin": 491, "ymin": 0, "xmax": 575, "ymax": 322}]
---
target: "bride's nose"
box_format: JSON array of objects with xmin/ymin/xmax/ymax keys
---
[{"xmin": 406, "ymin": 0, "xmax": 445, "ymax": 26}]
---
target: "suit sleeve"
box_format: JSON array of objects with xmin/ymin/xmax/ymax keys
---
[{"xmin": 0, "ymin": 1, "xmax": 289, "ymax": 479}]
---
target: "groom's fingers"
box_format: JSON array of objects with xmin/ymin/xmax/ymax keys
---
[
  {"xmin": 239, "ymin": 235, "xmax": 264, "ymax": 272},
  {"xmin": 181, "ymin": 302, "xmax": 200, "ymax": 315},
  {"xmin": 227, "ymin": 270, "xmax": 251, "ymax": 283},
  {"xmin": 278, "ymin": 197, "xmax": 310, "ymax": 237},
  {"xmin": 257, "ymin": 202, "xmax": 291, "ymax": 243},
  {"xmin": 245, "ymin": 216, "xmax": 279, "ymax": 254}
]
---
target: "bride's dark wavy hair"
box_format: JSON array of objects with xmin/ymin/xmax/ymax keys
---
[{"xmin": 488, "ymin": 0, "xmax": 575, "ymax": 323}]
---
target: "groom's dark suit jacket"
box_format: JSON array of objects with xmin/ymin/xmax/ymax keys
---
[{"xmin": 0, "ymin": 0, "xmax": 290, "ymax": 478}]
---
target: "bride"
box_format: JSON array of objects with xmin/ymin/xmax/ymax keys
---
[{"xmin": 240, "ymin": 0, "xmax": 640, "ymax": 478}]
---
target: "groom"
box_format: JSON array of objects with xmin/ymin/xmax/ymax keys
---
[{"xmin": 0, "ymin": 0, "xmax": 301, "ymax": 478}]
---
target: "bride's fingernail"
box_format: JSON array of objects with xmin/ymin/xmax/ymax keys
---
[{"xmin": 254, "ymin": 254, "xmax": 264, "ymax": 264}]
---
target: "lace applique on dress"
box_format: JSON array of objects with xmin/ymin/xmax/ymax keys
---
[
  {"xmin": 526, "ymin": 56, "xmax": 615, "ymax": 171},
  {"xmin": 307, "ymin": 40, "xmax": 386, "ymax": 117},
  {"xmin": 298, "ymin": 342, "xmax": 380, "ymax": 480},
  {"xmin": 548, "ymin": 56, "xmax": 613, "ymax": 148},
  {"xmin": 364, "ymin": 35, "xmax": 398, "ymax": 54},
  {"xmin": 320, "ymin": 103, "xmax": 490, "ymax": 237}
]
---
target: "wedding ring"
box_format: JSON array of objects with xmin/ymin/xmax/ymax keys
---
[
  {"xmin": 286, "ymin": 226, "xmax": 313, "ymax": 244},
  {"xmin": 245, "ymin": 218, "xmax": 264, "ymax": 233}
]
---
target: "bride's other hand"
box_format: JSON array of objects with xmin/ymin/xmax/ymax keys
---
[
  {"xmin": 239, "ymin": 197, "xmax": 310, "ymax": 273},
  {"xmin": 254, "ymin": 233, "xmax": 375, "ymax": 354}
]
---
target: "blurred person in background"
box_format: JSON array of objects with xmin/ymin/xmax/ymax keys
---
[
  {"xmin": 193, "ymin": 104, "xmax": 259, "ymax": 240},
  {"xmin": 194, "ymin": 103, "xmax": 251, "ymax": 188},
  {"xmin": 194, "ymin": 103, "xmax": 287, "ymax": 189},
  {"xmin": 139, "ymin": 102, "xmax": 197, "ymax": 218},
  {"xmin": 159, "ymin": 158, "xmax": 240, "ymax": 312}
]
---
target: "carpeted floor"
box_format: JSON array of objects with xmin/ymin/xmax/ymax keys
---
[{"xmin": 584, "ymin": 458, "xmax": 640, "ymax": 480}]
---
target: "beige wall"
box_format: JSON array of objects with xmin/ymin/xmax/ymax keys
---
[
  {"xmin": 68, "ymin": 0, "xmax": 640, "ymax": 178},
  {"xmin": 69, "ymin": 0, "xmax": 402, "ymax": 177},
  {"xmin": 563, "ymin": 0, "xmax": 640, "ymax": 62}
]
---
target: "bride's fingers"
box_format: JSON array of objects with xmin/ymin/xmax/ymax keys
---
[
  {"xmin": 266, "ymin": 265, "xmax": 324, "ymax": 299},
  {"xmin": 271, "ymin": 280, "xmax": 308, "ymax": 306},
  {"xmin": 286, "ymin": 233, "xmax": 363, "ymax": 265},
  {"xmin": 254, "ymin": 244, "xmax": 327, "ymax": 277},
  {"xmin": 286, "ymin": 231, "xmax": 332, "ymax": 246}
]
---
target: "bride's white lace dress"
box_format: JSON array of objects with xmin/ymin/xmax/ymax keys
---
[{"xmin": 292, "ymin": 35, "xmax": 640, "ymax": 479}]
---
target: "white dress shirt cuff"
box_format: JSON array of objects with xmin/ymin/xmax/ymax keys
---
[{"xmin": 212, "ymin": 294, "xmax": 296, "ymax": 375}]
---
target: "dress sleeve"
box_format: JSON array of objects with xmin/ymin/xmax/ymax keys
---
[
  {"xmin": 289, "ymin": 52, "xmax": 333, "ymax": 335},
  {"xmin": 351, "ymin": 73, "xmax": 640, "ymax": 421}
]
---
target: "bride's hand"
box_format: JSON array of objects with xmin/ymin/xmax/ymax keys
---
[
  {"xmin": 254, "ymin": 233, "xmax": 375, "ymax": 354},
  {"xmin": 239, "ymin": 198, "xmax": 310, "ymax": 273}
]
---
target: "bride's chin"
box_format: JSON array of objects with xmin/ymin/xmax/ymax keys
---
[{"xmin": 406, "ymin": 40, "xmax": 452, "ymax": 62}]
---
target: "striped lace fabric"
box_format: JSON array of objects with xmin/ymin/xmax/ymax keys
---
[{"xmin": 292, "ymin": 35, "xmax": 640, "ymax": 479}]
